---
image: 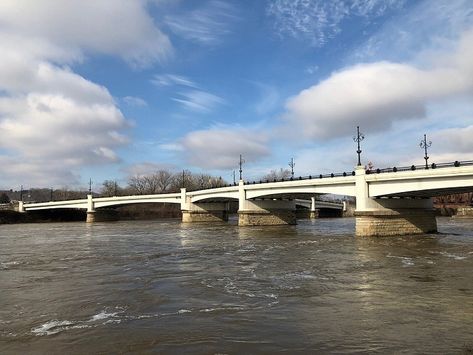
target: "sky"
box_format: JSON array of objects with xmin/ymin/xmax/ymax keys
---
[{"xmin": 0, "ymin": 0, "xmax": 473, "ymax": 190}]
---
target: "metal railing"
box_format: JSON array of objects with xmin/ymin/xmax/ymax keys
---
[{"xmin": 365, "ymin": 160, "xmax": 473, "ymax": 175}]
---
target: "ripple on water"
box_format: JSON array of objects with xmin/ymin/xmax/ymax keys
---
[{"xmin": 30, "ymin": 308, "xmax": 124, "ymax": 336}]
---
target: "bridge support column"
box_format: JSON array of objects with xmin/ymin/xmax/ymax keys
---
[
  {"xmin": 86, "ymin": 209, "xmax": 119, "ymax": 223},
  {"xmin": 86, "ymin": 194, "xmax": 96, "ymax": 223},
  {"xmin": 181, "ymin": 203, "xmax": 229, "ymax": 223},
  {"xmin": 354, "ymin": 168, "xmax": 437, "ymax": 236},
  {"xmin": 238, "ymin": 199, "xmax": 296, "ymax": 226},
  {"xmin": 180, "ymin": 190, "xmax": 229, "ymax": 223},
  {"xmin": 309, "ymin": 197, "xmax": 318, "ymax": 219}
]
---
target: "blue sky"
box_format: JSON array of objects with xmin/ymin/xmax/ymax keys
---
[{"xmin": 0, "ymin": 0, "xmax": 473, "ymax": 190}]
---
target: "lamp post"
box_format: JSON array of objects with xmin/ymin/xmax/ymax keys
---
[
  {"xmin": 419, "ymin": 133, "xmax": 432, "ymax": 169},
  {"xmin": 232, "ymin": 170, "xmax": 236, "ymax": 185},
  {"xmin": 288, "ymin": 158, "xmax": 295, "ymax": 179},
  {"xmin": 353, "ymin": 126, "xmax": 365, "ymax": 166},
  {"xmin": 20, "ymin": 185, "xmax": 23, "ymax": 202},
  {"xmin": 239, "ymin": 154, "xmax": 245, "ymax": 181},
  {"xmin": 88, "ymin": 178, "xmax": 92, "ymax": 194},
  {"xmin": 181, "ymin": 170, "xmax": 186, "ymax": 188}
]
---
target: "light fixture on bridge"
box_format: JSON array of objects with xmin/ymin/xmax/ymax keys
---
[
  {"xmin": 419, "ymin": 133, "xmax": 432, "ymax": 169},
  {"xmin": 289, "ymin": 158, "xmax": 295, "ymax": 179},
  {"xmin": 239, "ymin": 154, "xmax": 245, "ymax": 181},
  {"xmin": 353, "ymin": 126, "xmax": 365, "ymax": 166}
]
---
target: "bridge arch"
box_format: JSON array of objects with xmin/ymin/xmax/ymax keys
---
[{"xmin": 244, "ymin": 184, "xmax": 356, "ymax": 200}]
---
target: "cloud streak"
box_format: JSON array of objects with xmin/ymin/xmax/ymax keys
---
[
  {"xmin": 172, "ymin": 90, "xmax": 225, "ymax": 113},
  {"xmin": 165, "ymin": 0, "xmax": 238, "ymax": 45},
  {"xmin": 266, "ymin": 0, "xmax": 405, "ymax": 47}
]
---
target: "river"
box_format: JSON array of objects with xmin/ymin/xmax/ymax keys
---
[{"xmin": 1, "ymin": 217, "xmax": 472, "ymax": 354}]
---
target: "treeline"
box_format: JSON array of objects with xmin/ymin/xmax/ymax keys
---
[
  {"xmin": 101, "ymin": 169, "xmax": 227, "ymax": 196},
  {"xmin": 0, "ymin": 169, "xmax": 228, "ymax": 202},
  {"xmin": 433, "ymin": 193, "xmax": 473, "ymax": 206}
]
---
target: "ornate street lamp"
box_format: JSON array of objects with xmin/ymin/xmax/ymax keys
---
[
  {"xmin": 353, "ymin": 126, "xmax": 365, "ymax": 166},
  {"xmin": 239, "ymin": 154, "xmax": 245, "ymax": 180},
  {"xmin": 288, "ymin": 158, "xmax": 295, "ymax": 179},
  {"xmin": 419, "ymin": 133, "xmax": 432, "ymax": 169}
]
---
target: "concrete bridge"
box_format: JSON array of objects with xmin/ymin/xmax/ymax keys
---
[{"xmin": 21, "ymin": 161, "xmax": 473, "ymax": 237}]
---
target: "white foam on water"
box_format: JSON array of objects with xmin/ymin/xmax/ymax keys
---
[
  {"xmin": 401, "ymin": 258, "xmax": 414, "ymax": 267},
  {"xmin": 1, "ymin": 261, "xmax": 20, "ymax": 269},
  {"xmin": 200, "ymin": 306, "xmax": 245, "ymax": 313},
  {"xmin": 89, "ymin": 310, "xmax": 118, "ymax": 322},
  {"xmin": 103, "ymin": 319, "xmax": 122, "ymax": 324},
  {"xmin": 440, "ymin": 252, "xmax": 466, "ymax": 260},
  {"xmin": 177, "ymin": 309, "xmax": 192, "ymax": 314},
  {"xmin": 387, "ymin": 254, "xmax": 415, "ymax": 267},
  {"xmin": 31, "ymin": 320, "xmax": 74, "ymax": 336}
]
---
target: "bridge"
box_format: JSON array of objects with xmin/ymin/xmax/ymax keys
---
[{"xmin": 21, "ymin": 161, "xmax": 473, "ymax": 237}]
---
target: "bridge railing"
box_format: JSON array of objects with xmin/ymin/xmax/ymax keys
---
[
  {"xmin": 366, "ymin": 160, "xmax": 473, "ymax": 175},
  {"xmin": 194, "ymin": 171, "xmax": 356, "ymax": 190},
  {"xmin": 242, "ymin": 171, "xmax": 357, "ymax": 186}
]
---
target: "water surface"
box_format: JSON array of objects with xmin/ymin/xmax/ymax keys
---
[{"xmin": 1, "ymin": 217, "xmax": 472, "ymax": 353}]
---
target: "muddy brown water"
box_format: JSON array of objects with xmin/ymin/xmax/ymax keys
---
[{"xmin": 1, "ymin": 217, "xmax": 472, "ymax": 353}]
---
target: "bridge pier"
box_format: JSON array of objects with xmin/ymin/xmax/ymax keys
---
[
  {"xmin": 180, "ymin": 189, "xmax": 229, "ymax": 223},
  {"xmin": 238, "ymin": 199, "xmax": 296, "ymax": 226},
  {"xmin": 354, "ymin": 167, "xmax": 437, "ymax": 237},
  {"xmin": 181, "ymin": 208, "xmax": 229, "ymax": 223},
  {"xmin": 309, "ymin": 197, "xmax": 318, "ymax": 219},
  {"xmin": 86, "ymin": 209, "xmax": 120, "ymax": 223}
]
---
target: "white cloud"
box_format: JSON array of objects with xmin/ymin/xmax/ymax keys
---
[
  {"xmin": 432, "ymin": 125, "xmax": 473, "ymax": 155},
  {"xmin": 350, "ymin": 0, "xmax": 473, "ymax": 63},
  {"xmin": 165, "ymin": 0, "xmax": 238, "ymax": 45},
  {"xmin": 266, "ymin": 0, "xmax": 405, "ymax": 47},
  {"xmin": 124, "ymin": 162, "xmax": 176, "ymax": 177},
  {"xmin": 0, "ymin": 0, "xmax": 173, "ymax": 187},
  {"xmin": 172, "ymin": 90, "xmax": 225, "ymax": 113},
  {"xmin": 123, "ymin": 96, "xmax": 148, "ymax": 107},
  {"xmin": 0, "ymin": 0, "xmax": 172, "ymax": 67},
  {"xmin": 180, "ymin": 127, "xmax": 270, "ymax": 169},
  {"xmin": 159, "ymin": 143, "xmax": 184, "ymax": 152},
  {"xmin": 282, "ymin": 28, "xmax": 473, "ymax": 139},
  {"xmin": 151, "ymin": 74, "xmax": 196, "ymax": 88}
]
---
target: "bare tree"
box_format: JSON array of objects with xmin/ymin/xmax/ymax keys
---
[
  {"xmin": 128, "ymin": 175, "xmax": 148, "ymax": 195},
  {"xmin": 128, "ymin": 169, "xmax": 178, "ymax": 194},
  {"xmin": 101, "ymin": 180, "xmax": 121, "ymax": 197},
  {"xmin": 261, "ymin": 168, "xmax": 292, "ymax": 181},
  {"xmin": 155, "ymin": 170, "xmax": 175, "ymax": 192}
]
